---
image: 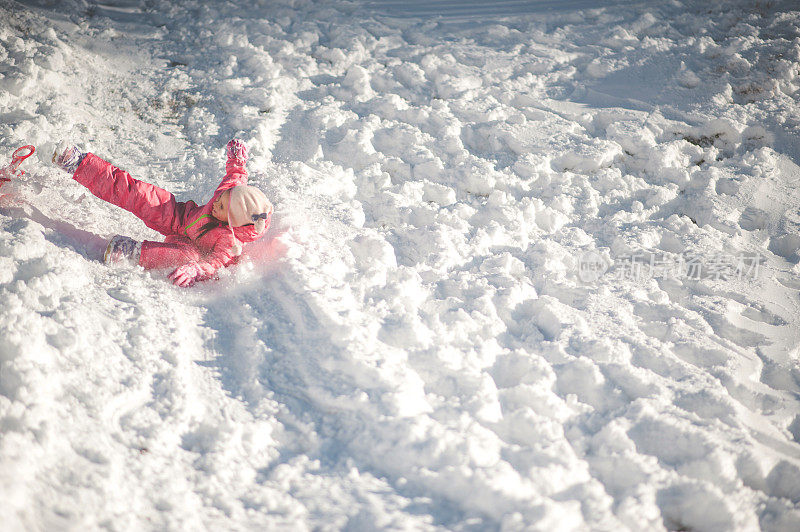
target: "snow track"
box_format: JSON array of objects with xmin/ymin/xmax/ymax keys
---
[{"xmin": 2, "ymin": 0, "xmax": 800, "ymax": 530}]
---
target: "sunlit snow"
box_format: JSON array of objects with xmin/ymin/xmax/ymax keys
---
[{"xmin": 2, "ymin": 0, "xmax": 800, "ymax": 530}]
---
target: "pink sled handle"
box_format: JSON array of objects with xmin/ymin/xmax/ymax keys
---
[{"xmin": 0, "ymin": 145, "xmax": 36, "ymax": 183}]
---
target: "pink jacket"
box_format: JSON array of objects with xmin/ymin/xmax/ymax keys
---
[{"xmin": 73, "ymin": 153, "xmax": 271, "ymax": 281}]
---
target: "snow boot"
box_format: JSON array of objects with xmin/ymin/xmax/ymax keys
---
[
  {"xmin": 52, "ymin": 144, "xmax": 85, "ymax": 174},
  {"xmin": 104, "ymin": 235, "xmax": 141, "ymax": 265}
]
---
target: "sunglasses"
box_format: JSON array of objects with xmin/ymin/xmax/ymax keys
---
[{"xmin": 252, "ymin": 213, "xmax": 269, "ymax": 222}]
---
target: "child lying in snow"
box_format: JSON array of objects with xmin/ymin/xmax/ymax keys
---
[{"xmin": 52, "ymin": 139, "xmax": 272, "ymax": 287}]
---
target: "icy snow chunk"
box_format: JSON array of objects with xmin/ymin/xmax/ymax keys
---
[
  {"xmin": 0, "ymin": 256, "xmax": 14, "ymax": 284},
  {"xmin": 516, "ymin": 297, "xmax": 564, "ymax": 342},
  {"xmin": 767, "ymin": 461, "xmax": 800, "ymax": 503},
  {"xmin": 630, "ymin": 12, "xmax": 658, "ymax": 34},
  {"xmin": 551, "ymin": 140, "xmax": 621, "ymax": 174},
  {"xmin": 350, "ymin": 234, "xmax": 397, "ymax": 268},
  {"xmin": 413, "ymin": 158, "xmax": 444, "ymax": 181},
  {"xmin": 496, "ymin": 407, "xmax": 568, "ymax": 455},
  {"xmin": 348, "ymin": 233, "xmax": 396, "ymax": 285},
  {"xmin": 585, "ymin": 59, "xmax": 615, "ymax": 79},
  {"xmin": 589, "ymin": 418, "xmax": 637, "ymax": 455},
  {"xmin": 682, "ymin": 119, "xmax": 742, "ymax": 155},
  {"xmin": 642, "ymin": 140, "xmax": 702, "ymax": 185},
  {"xmin": 555, "ymin": 358, "xmax": 610, "ymax": 410},
  {"xmin": 606, "ymin": 118, "xmax": 657, "ymax": 157},
  {"xmin": 479, "ymin": 252, "xmax": 526, "ymax": 279},
  {"xmin": 769, "ymin": 234, "xmax": 800, "ymax": 259},
  {"xmin": 314, "ymin": 46, "xmax": 347, "ymax": 65},
  {"xmin": 734, "ymin": 78, "xmax": 778, "ymax": 103},
  {"xmin": 628, "ymin": 414, "xmax": 715, "ymax": 466},
  {"xmin": 368, "ymin": 94, "xmax": 410, "ymax": 120},
  {"xmin": 343, "ymin": 65, "xmax": 373, "ymax": 98},
  {"xmin": 383, "ymin": 268, "xmax": 428, "ymax": 312},
  {"xmin": 741, "ymin": 124, "xmax": 773, "ymax": 150},
  {"xmin": 735, "ymin": 451, "xmax": 769, "ymax": 492},
  {"xmin": 491, "ymin": 350, "xmax": 555, "ymax": 390},
  {"xmin": 0, "ymin": 218, "xmax": 47, "ymax": 260},
  {"xmin": 325, "ymin": 127, "xmax": 378, "ymax": 171},
  {"xmin": 434, "ymin": 74, "xmax": 482, "ymax": 99},
  {"xmin": 185, "ymin": 106, "xmax": 219, "ymax": 142},
  {"xmin": 464, "ymin": 422, "xmax": 502, "ymax": 467},
  {"xmin": 461, "ymin": 166, "xmax": 497, "ymax": 196},
  {"xmin": 34, "ymin": 46, "xmax": 64, "ymax": 71},
  {"xmin": 379, "ymin": 312, "xmax": 433, "ymax": 350},
  {"xmin": 676, "ymin": 62, "xmax": 701, "ymax": 88},
  {"xmin": 738, "ymin": 207, "xmax": 769, "ymax": 231},
  {"xmin": 600, "ymin": 27, "xmax": 639, "ymax": 50},
  {"xmin": 422, "ymin": 182, "xmax": 455, "ymax": 206},
  {"xmin": 531, "ymin": 198, "xmax": 569, "ymax": 234},
  {"xmin": 656, "ymin": 483, "xmax": 736, "ymax": 532},
  {"xmin": 513, "ymin": 153, "xmax": 551, "ymax": 181}
]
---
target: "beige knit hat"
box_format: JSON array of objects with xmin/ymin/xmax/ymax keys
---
[{"xmin": 227, "ymin": 185, "xmax": 272, "ymax": 233}]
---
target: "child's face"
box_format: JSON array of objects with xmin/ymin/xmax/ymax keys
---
[{"xmin": 212, "ymin": 189, "xmax": 231, "ymax": 222}]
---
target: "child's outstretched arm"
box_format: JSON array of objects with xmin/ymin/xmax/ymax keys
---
[
  {"xmin": 216, "ymin": 139, "xmax": 249, "ymax": 192},
  {"xmin": 167, "ymin": 231, "xmax": 237, "ymax": 287}
]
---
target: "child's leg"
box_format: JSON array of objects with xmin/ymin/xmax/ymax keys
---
[
  {"xmin": 139, "ymin": 239, "xmax": 202, "ymax": 270},
  {"xmin": 72, "ymin": 153, "xmax": 182, "ymax": 236}
]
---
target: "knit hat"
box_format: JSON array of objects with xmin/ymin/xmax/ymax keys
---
[{"xmin": 227, "ymin": 185, "xmax": 272, "ymax": 233}]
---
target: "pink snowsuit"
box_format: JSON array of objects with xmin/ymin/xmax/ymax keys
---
[{"xmin": 73, "ymin": 153, "xmax": 270, "ymax": 282}]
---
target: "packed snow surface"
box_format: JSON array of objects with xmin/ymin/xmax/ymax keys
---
[{"xmin": 2, "ymin": 0, "xmax": 800, "ymax": 530}]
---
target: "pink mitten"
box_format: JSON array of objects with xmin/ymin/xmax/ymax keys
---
[
  {"xmin": 226, "ymin": 139, "xmax": 248, "ymax": 164},
  {"xmin": 168, "ymin": 262, "xmax": 202, "ymax": 287}
]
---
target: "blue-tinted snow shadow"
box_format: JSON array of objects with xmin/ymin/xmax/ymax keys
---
[
  {"xmin": 0, "ymin": 194, "xmax": 108, "ymax": 260},
  {"xmin": 196, "ymin": 265, "xmax": 495, "ymax": 530}
]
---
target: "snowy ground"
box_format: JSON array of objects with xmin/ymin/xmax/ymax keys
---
[{"xmin": 2, "ymin": 0, "xmax": 800, "ymax": 530}]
